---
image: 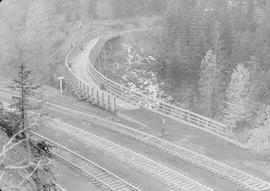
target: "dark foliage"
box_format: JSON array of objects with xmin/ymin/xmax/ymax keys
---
[
  {"xmin": 8, "ymin": 51, "xmax": 40, "ymax": 136},
  {"xmin": 159, "ymin": 0, "xmax": 270, "ymax": 115},
  {"xmin": 29, "ymin": 139, "xmax": 55, "ymax": 159}
]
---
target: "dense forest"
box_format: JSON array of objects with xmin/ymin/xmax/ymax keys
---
[
  {"xmin": 1, "ymin": 0, "xmax": 270, "ymax": 151},
  {"xmin": 157, "ymin": 0, "xmax": 270, "ymax": 148}
]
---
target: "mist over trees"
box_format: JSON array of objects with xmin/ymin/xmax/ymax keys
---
[
  {"xmin": 0, "ymin": 0, "xmax": 166, "ymax": 86},
  {"xmin": 1, "ymin": 0, "xmax": 270, "ymax": 147},
  {"xmin": 157, "ymin": 0, "xmax": 270, "ymax": 145}
]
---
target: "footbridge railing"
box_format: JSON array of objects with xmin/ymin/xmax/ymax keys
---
[
  {"xmin": 63, "ymin": 31, "xmax": 117, "ymax": 113},
  {"xmin": 64, "ymin": 30, "xmax": 246, "ymax": 148}
]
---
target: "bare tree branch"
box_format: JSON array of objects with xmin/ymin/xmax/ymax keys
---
[{"xmin": 19, "ymin": 160, "xmax": 41, "ymax": 187}]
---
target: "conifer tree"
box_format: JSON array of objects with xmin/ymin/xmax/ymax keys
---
[
  {"xmin": 176, "ymin": 34, "xmax": 192, "ymax": 74},
  {"xmin": 255, "ymin": 1, "xmax": 270, "ymax": 69},
  {"xmin": 223, "ymin": 63, "xmax": 251, "ymax": 130},
  {"xmin": 254, "ymin": 104, "xmax": 270, "ymax": 130},
  {"xmin": 189, "ymin": 6, "xmax": 205, "ymax": 73},
  {"xmin": 217, "ymin": 3, "xmax": 235, "ymax": 58},
  {"xmin": 9, "ymin": 49, "xmax": 39, "ymax": 137},
  {"xmin": 162, "ymin": 0, "xmax": 183, "ymax": 54},
  {"xmin": 247, "ymin": 56, "xmax": 263, "ymax": 103},
  {"xmin": 198, "ymin": 49, "xmax": 219, "ymax": 117},
  {"xmin": 22, "ymin": 0, "xmax": 59, "ymax": 83},
  {"xmin": 247, "ymin": 0, "xmax": 256, "ymax": 33},
  {"xmin": 248, "ymin": 104, "xmax": 270, "ymax": 155}
]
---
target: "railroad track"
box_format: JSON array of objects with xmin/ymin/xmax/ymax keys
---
[
  {"xmin": 50, "ymin": 106, "xmax": 270, "ymax": 191},
  {"xmin": 29, "ymin": 132, "xmax": 141, "ymax": 191},
  {"xmin": 0, "ymin": 97, "xmax": 212, "ymax": 191},
  {"xmin": 56, "ymin": 184, "xmax": 66, "ymax": 191},
  {"xmin": 1, "ymin": 90, "xmax": 270, "ymax": 190},
  {"xmin": 102, "ymin": 124, "xmax": 270, "ymax": 191},
  {"xmin": 46, "ymin": 118, "xmax": 212, "ymax": 191},
  {"xmin": 3, "ymin": 137, "xmax": 67, "ymax": 191},
  {"xmin": 33, "ymin": 103, "xmax": 270, "ymax": 190},
  {"xmin": 24, "ymin": 92, "xmax": 270, "ymax": 191}
]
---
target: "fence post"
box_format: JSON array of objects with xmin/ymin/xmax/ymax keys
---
[
  {"xmin": 108, "ymin": 95, "xmax": 111, "ymax": 110},
  {"xmin": 96, "ymin": 90, "xmax": 99, "ymax": 105},
  {"xmin": 91, "ymin": 88, "xmax": 94, "ymax": 102},
  {"xmin": 225, "ymin": 125, "xmax": 230, "ymax": 137},
  {"xmin": 188, "ymin": 112, "xmax": 191, "ymax": 122},
  {"xmin": 83, "ymin": 83, "xmax": 85, "ymax": 97},
  {"xmin": 79, "ymin": 81, "xmax": 82, "ymax": 93},
  {"xmin": 113, "ymin": 97, "xmax": 117, "ymax": 114},
  {"xmin": 183, "ymin": 111, "xmax": 187, "ymax": 121},
  {"xmin": 102, "ymin": 92, "xmax": 105, "ymax": 108},
  {"xmin": 87, "ymin": 85, "xmax": 90, "ymax": 99}
]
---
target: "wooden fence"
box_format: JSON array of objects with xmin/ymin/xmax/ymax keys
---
[
  {"xmin": 63, "ymin": 31, "xmax": 117, "ymax": 113},
  {"xmin": 64, "ymin": 30, "xmax": 247, "ymax": 148}
]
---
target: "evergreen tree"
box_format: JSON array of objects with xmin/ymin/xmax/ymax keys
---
[
  {"xmin": 247, "ymin": 56, "xmax": 263, "ymax": 102},
  {"xmin": 189, "ymin": 6, "xmax": 205, "ymax": 73},
  {"xmin": 217, "ymin": 3, "xmax": 235, "ymax": 58},
  {"xmin": 162, "ymin": 0, "xmax": 184, "ymax": 55},
  {"xmin": 223, "ymin": 63, "xmax": 252, "ymax": 130},
  {"xmin": 255, "ymin": 1, "xmax": 270, "ymax": 70},
  {"xmin": 176, "ymin": 33, "xmax": 192, "ymax": 74},
  {"xmin": 247, "ymin": 0, "xmax": 256, "ymax": 33},
  {"xmin": 22, "ymin": 0, "xmax": 62, "ymax": 84},
  {"xmin": 0, "ymin": 0, "xmax": 29, "ymax": 78},
  {"xmin": 160, "ymin": 0, "xmax": 187, "ymax": 85},
  {"xmin": 231, "ymin": 32, "xmax": 248, "ymax": 63},
  {"xmin": 9, "ymin": 49, "xmax": 39, "ymax": 137},
  {"xmin": 248, "ymin": 104, "xmax": 270, "ymax": 155},
  {"xmin": 254, "ymin": 104, "xmax": 270, "ymax": 129},
  {"xmin": 162, "ymin": 0, "xmax": 205, "ymax": 83},
  {"xmin": 202, "ymin": 4, "xmax": 217, "ymax": 51},
  {"xmin": 198, "ymin": 49, "xmax": 219, "ymax": 117}
]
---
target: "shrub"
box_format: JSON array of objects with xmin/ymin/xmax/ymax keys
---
[{"xmin": 248, "ymin": 128, "xmax": 270, "ymax": 160}]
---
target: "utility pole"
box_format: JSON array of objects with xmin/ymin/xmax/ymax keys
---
[{"xmin": 58, "ymin": 76, "xmax": 64, "ymax": 95}]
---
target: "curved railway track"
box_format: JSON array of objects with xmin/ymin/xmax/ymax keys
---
[
  {"xmin": 97, "ymin": 122, "xmax": 270, "ymax": 191},
  {"xmin": 0, "ymin": 96, "xmax": 212, "ymax": 191},
  {"xmin": 29, "ymin": 132, "xmax": 141, "ymax": 191},
  {"xmin": 48, "ymin": 101, "xmax": 270, "ymax": 191},
  {"xmin": 1, "ymin": 90, "xmax": 270, "ymax": 190},
  {"xmin": 47, "ymin": 118, "xmax": 212, "ymax": 191},
  {"xmin": 51, "ymin": 105, "xmax": 270, "ymax": 191},
  {"xmin": 14, "ymin": 90, "xmax": 268, "ymax": 191}
]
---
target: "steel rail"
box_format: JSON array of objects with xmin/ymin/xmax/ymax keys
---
[
  {"xmin": 1, "ymin": 91, "xmax": 269, "ymax": 190},
  {"xmin": 29, "ymin": 131, "xmax": 141, "ymax": 191},
  {"xmin": 39, "ymin": 97, "xmax": 270, "ymax": 191},
  {"xmin": 45, "ymin": 118, "xmax": 213, "ymax": 191},
  {"xmin": 0, "ymin": 99, "xmax": 212, "ymax": 191}
]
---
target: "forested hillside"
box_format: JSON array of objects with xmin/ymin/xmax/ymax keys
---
[
  {"xmin": 1, "ymin": 0, "xmax": 270, "ymax": 152},
  {"xmin": 0, "ymin": 0, "xmax": 165, "ymax": 85},
  {"xmin": 94, "ymin": 0, "xmax": 270, "ymax": 151},
  {"xmin": 157, "ymin": 0, "xmax": 270, "ymax": 148}
]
